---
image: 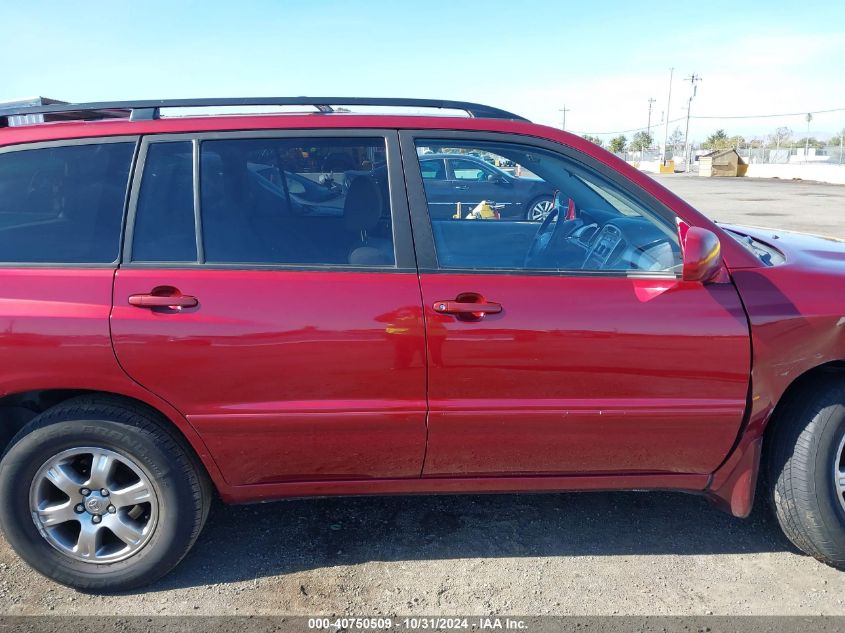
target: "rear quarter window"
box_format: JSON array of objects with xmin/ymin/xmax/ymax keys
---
[{"xmin": 0, "ymin": 142, "xmax": 135, "ymax": 264}]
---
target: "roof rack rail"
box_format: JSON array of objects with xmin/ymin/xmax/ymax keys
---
[{"xmin": 0, "ymin": 97, "xmax": 528, "ymax": 127}]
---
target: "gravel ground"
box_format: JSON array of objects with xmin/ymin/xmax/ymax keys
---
[
  {"xmin": 1, "ymin": 175, "xmax": 845, "ymax": 617},
  {"xmin": 2, "ymin": 493, "xmax": 844, "ymax": 616}
]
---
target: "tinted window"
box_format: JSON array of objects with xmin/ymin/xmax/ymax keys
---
[
  {"xmin": 200, "ymin": 137, "xmax": 394, "ymax": 266},
  {"xmin": 415, "ymin": 140, "xmax": 681, "ymax": 273},
  {"xmin": 132, "ymin": 142, "xmax": 197, "ymax": 262},
  {"xmin": 450, "ymin": 158, "xmax": 490, "ymax": 181},
  {"xmin": 420, "ymin": 159, "xmax": 446, "ymax": 180},
  {"xmin": 0, "ymin": 142, "xmax": 134, "ymax": 263}
]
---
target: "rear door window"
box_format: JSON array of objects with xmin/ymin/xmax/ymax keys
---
[
  {"xmin": 199, "ymin": 137, "xmax": 394, "ymax": 266},
  {"xmin": 419, "ymin": 158, "xmax": 446, "ymax": 180},
  {"xmin": 450, "ymin": 158, "xmax": 491, "ymax": 181},
  {"xmin": 131, "ymin": 142, "xmax": 197, "ymax": 263},
  {"xmin": 0, "ymin": 141, "xmax": 135, "ymax": 263}
]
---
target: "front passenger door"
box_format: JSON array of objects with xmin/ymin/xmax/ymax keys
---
[{"xmin": 401, "ymin": 133, "xmax": 751, "ymax": 479}]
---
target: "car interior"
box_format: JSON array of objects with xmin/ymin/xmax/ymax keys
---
[
  {"xmin": 419, "ymin": 143, "xmax": 683, "ymax": 273},
  {"xmin": 0, "ymin": 137, "xmax": 680, "ymax": 273},
  {"xmin": 199, "ymin": 139, "xmax": 394, "ymax": 266},
  {"xmin": 0, "ymin": 143, "xmax": 134, "ymax": 263},
  {"xmin": 127, "ymin": 138, "xmax": 395, "ymax": 266}
]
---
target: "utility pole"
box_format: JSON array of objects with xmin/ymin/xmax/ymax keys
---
[
  {"xmin": 662, "ymin": 68, "xmax": 674, "ymax": 166},
  {"xmin": 840, "ymin": 128, "xmax": 844, "ymax": 165},
  {"xmin": 646, "ymin": 97, "xmax": 656, "ymax": 147},
  {"xmin": 805, "ymin": 113, "xmax": 813, "ymax": 163},
  {"xmin": 682, "ymin": 73, "xmax": 701, "ymax": 172},
  {"xmin": 558, "ymin": 106, "xmax": 570, "ymax": 131}
]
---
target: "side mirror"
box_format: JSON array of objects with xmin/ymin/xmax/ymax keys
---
[
  {"xmin": 682, "ymin": 227, "xmax": 724, "ymax": 283},
  {"xmin": 487, "ymin": 174, "xmax": 508, "ymax": 185}
]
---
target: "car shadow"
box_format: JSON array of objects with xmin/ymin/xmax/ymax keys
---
[{"xmin": 137, "ymin": 489, "xmax": 796, "ymax": 593}]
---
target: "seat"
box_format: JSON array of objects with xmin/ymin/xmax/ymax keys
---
[{"xmin": 343, "ymin": 176, "xmax": 392, "ymax": 265}]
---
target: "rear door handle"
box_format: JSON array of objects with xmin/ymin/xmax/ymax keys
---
[
  {"xmin": 128, "ymin": 287, "xmax": 198, "ymax": 309},
  {"xmin": 433, "ymin": 296, "xmax": 502, "ymax": 320},
  {"xmin": 453, "ymin": 184, "xmax": 469, "ymax": 190}
]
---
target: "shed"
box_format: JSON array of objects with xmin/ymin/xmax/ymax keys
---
[{"xmin": 699, "ymin": 148, "xmax": 746, "ymax": 177}]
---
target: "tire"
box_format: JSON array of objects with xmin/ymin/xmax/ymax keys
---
[
  {"xmin": 525, "ymin": 196, "xmax": 554, "ymax": 222},
  {"xmin": 0, "ymin": 396, "xmax": 211, "ymax": 591},
  {"xmin": 766, "ymin": 375, "xmax": 845, "ymax": 569}
]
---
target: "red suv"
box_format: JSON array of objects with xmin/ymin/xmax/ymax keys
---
[{"xmin": 0, "ymin": 97, "xmax": 844, "ymax": 591}]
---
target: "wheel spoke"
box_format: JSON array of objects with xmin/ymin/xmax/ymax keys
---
[
  {"xmin": 75, "ymin": 522, "xmax": 100, "ymax": 559},
  {"xmin": 36, "ymin": 502, "xmax": 79, "ymax": 528},
  {"xmin": 30, "ymin": 446, "xmax": 158, "ymax": 564},
  {"xmin": 104, "ymin": 514, "xmax": 144, "ymax": 546},
  {"xmin": 109, "ymin": 480, "xmax": 152, "ymax": 508},
  {"xmin": 86, "ymin": 450, "xmax": 115, "ymax": 489},
  {"xmin": 44, "ymin": 463, "xmax": 81, "ymax": 498},
  {"xmin": 837, "ymin": 470, "xmax": 845, "ymax": 491}
]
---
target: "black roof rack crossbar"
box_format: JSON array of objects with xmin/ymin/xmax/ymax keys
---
[{"xmin": 0, "ymin": 97, "xmax": 528, "ymax": 126}]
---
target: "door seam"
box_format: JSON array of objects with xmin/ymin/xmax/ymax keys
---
[{"xmin": 395, "ymin": 129, "xmax": 430, "ymax": 477}]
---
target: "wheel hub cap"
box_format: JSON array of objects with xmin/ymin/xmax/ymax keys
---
[
  {"xmin": 29, "ymin": 447, "xmax": 158, "ymax": 564},
  {"xmin": 84, "ymin": 494, "xmax": 106, "ymax": 515}
]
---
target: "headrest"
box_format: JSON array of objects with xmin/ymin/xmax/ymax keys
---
[
  {"xmin": 343, "ymin": 176, "xmax": 383, "ymax": 233},
  {"xmin": 349, "ymin": 246, "xmax": 391, "ymax": 266}
]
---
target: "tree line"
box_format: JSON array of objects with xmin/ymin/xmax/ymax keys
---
[{"xmin": 583, "ymin": 126, "xmax": 845, "ymax": 153}]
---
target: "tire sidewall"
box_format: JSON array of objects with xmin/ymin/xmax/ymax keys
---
[
  {"xmin": 812, "ymin": 404, "xmax": 845, "ymax": 546},
  {"xmin": 0, "ymin": 417, "xmax": 195, "ymax": 590}
]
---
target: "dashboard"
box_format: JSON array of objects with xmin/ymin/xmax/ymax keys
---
[{"xmin": 568, "ymin": 214, "xmax": 681, "ymax": 272}]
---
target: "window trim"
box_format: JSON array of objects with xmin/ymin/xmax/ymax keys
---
[
  {"xmin": 122, "ymin": 129, "xmax": 416, "ymax": 272},
  {"xmin": 0, "ymin": 136, "xmax": 140, "ymax": 268},
  {"xmin": 399, "ymin": 130, "xmax": 682, "ymax": 278}
]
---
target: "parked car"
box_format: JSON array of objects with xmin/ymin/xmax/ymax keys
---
[
  {"xmin": 418, "ymin": 153, "xmax": 555, "ymax": 220},
  {"xmin": 0, "ymin": 97, "xmax": 844, "ymax": 592}
]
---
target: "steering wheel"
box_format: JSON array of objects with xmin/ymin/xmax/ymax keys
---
[{"xmin": 524, "ymin": 199, "xmax": 583, "ymax": 268}]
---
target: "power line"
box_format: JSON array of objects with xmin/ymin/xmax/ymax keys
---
[
  {"xmin": 573, "ymin": 117, "xmax": 685, "ymax": 136},
  {"xmin": 570, "ymin": 106, "xmax": 845, "ymax": 136},
  {"xmin": 691, "ymin": 106, "xmax": 845, "ymax": 119}
]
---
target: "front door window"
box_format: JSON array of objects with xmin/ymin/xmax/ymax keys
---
[{"xmin": 415, "ymin": 141, "xmax": 682, "ymax": 274}]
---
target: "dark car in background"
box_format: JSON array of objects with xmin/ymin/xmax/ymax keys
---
[{"xmin": 418, "ymin": 153, "xmax": 555, "ymax": 220}]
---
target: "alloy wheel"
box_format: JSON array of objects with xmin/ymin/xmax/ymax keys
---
[
  {"xmin": 528, "ymin": 199, "xmax": 554, "ymax": 221},
  {"xmin": 28, "ymin": 447, "xmax": 158, "ymax": 563},
  {"xmin": 836, "ymin": 434, "xmax": 845, "ymax": 515}
]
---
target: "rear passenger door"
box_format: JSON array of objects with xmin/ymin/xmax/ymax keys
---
[{"xmin": 110, "ymin": 131, "xmax": 427, "ymax": 486}]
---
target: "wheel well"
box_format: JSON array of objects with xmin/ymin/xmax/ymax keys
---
[
  {"xmin": 764, "ymin": 360, "xmax": 845, "ymax": 441},
  {"xmin": 0, "ymin": 390, "xmax": 207, "ymax": 479}
]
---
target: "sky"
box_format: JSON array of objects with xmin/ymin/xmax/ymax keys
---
[{"xmin": 2, "ymin": 0, "xmax": 844, "ymax": 144}]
